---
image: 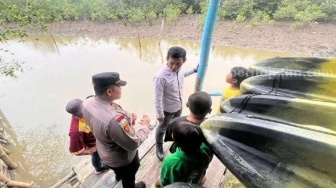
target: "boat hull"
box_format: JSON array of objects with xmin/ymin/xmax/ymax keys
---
[
  {"xmin": 220, "ymin": 94, "xmax": 336, "ymax": 133},
  {"xmin": 201, "ymin": 113, "xmax": 336, "ymax": 188}
]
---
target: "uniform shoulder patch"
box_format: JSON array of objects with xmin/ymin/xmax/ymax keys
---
[
  {"xmin": 116, "ymin": 115, "xmax": 126, "ymax": 123},
  {"xmin": 116, "ymin": 115, "xmax": 131, "ymax": 133}
]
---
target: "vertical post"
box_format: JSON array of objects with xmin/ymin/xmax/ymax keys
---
[{"xmin": 195, "ymin": 0, "xmax": 221, "ymax": 92}]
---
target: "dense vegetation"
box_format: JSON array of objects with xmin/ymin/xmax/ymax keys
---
[
  {"xmin": 0, "ymin": 0, "xmax": 336, "ymax": 77},
  {"xmin": 1, "ymin": 0, "xmax": 336, "ymax": 41},
  {"xmin": 1, "ymin": 0, "xmax": 336, "ymax": 24}
]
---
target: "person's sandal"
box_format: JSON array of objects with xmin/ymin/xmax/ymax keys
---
[
  {"xmin": 95, "ymin": 166, "xmax": 109, "ymax": 175},
  {"xmin": 135, "ymin": 181, "xmax": 146, "ymax": 188}
]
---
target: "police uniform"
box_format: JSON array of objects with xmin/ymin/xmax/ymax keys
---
[{"xmin": 82, "ymin": 72, "xmax": 149, "ymax": 188}]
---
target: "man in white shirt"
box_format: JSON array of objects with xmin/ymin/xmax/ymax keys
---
[{"xmin": 153, "ymin": 46, "xmax": 198, "ymax": 161}]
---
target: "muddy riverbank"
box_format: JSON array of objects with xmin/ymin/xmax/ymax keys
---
[{"xmin": 27, "ymin": 15, "xmax": 336, "ymax": 57}]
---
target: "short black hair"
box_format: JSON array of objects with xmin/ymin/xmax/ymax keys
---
[
  {"xmin": 94, "ymin": 87, "xmax": 108, "ymax": 95},
  {"xmin": 94, "ymin": 85, "xmax": 116, "ymax": 96},
  {"xmin": 188, "ymin": 91, "xmax": 212, "ymax": 118},
  {"xmin": 166, "ymin": 46, "xmax": 186, "ymax": 61},
  {"xmin": 231, "ymin": 67, "xmax": 251, "ymax": 87},
  {"xmin": 173, "ymin": 121, "xmax": 203, "ymax": 155}
]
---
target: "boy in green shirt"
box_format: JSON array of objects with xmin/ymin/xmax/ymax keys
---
[{"xmin": 155, "ymin": 121, "xmax": 213, "ymax": 187}]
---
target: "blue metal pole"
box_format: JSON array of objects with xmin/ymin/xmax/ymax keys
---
[{"xmin": 195, "ymin": 0, "xmax": 221, "ymax": 92}]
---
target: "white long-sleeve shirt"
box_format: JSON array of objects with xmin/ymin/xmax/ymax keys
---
[{"xmin": 153, "ymin": 66, "xmax": 195, "ymax": 118}]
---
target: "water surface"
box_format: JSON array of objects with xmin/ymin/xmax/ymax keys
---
[{"xmin": 0, "ymin": 36, "xmax": 294, "ymax": 187}]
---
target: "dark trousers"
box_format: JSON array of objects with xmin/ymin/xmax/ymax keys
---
[
  {"xmin": 109, "ymin": 152, "xmax": 140, "ymax": 188},
  {"xmin": 91, "ymin": 151, "xmax": 105, "ymax": 171},
  {"xmin": 155, "ymin": 109, "xmax": 182, "ymax": 145}
]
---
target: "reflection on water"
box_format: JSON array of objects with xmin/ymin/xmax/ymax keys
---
[
  {"xmin": 8, "ymin": 127, "xmax": 69, "ymax": 186},
  {"xmin": 0, "ymin": 35, "xmax": 294, "ymax": 187}
]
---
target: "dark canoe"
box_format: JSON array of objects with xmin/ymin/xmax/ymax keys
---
[
  {"xmin": 200, "ymin": 113, "xmax": 336, "ymax": 188},
  {"xmin": 243, "ymin": 57, "xmax": 336, "ymax": 102},
  {"xmin": 249, "ymin": 57, "xmax": 336, "ymax": 76},
  {"xmin": 199, "ymin": 57, "xmax": 336, "ymax": 187},
  {"xmin": 164, "ymin": 182, "xmax": 203, "ymax": 188},
  {"xmin": 240, "ymin": 74, "xmax": 336, "ymax": 103},
  {"xmin": 220, "ymin": 94, "xmax": 336, "ymax": 133}
]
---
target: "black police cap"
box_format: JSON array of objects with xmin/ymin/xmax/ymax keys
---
[{"xmin": 92, "ymin": 72, "xmax": 127, "ymax": 90}]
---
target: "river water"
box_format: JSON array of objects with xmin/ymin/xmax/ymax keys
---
[{"xmin": 0, "ymin": 36, "xmax": 294, "ymax": 187}]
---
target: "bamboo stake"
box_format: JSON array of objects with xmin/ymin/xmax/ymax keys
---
[
  {"xmin": 0, "ymin": 133, "xmax": 9, "ymax": 144},
  {"xmin": 0, "ymin": 112, "xmax": 19, "ymax": 145},
  {"xmin": 0, "ymin": 172, "xmax": 34, "ymax": 187},
  {"xmin": 49, "ymin": 32, "xmax": 60, "ymax": 55},
  {"xmin": 158, "ymin": 19, "xmax": 165, "ymax": 64},
  {"xmin": 137, "ymin": 33, "xmax": 142, "ymax": 60},
  {"xmin": 0, "ymin": 147, "xmax": 17, "ymax": 169},
  {"xmin": 0, "ymin": 145, "xmax": 10, "ymax": 155}
]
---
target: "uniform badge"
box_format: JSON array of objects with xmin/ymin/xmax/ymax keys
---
[{"xmin": 116, "ymin": 115, "xmax": 131, "ymax": 133}]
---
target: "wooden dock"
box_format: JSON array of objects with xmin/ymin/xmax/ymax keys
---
[
  {"xmin": 0, "ymin": 110, "xmax": 36, "ymax": 187},
  {"xmin": 52, "ymin": 129, "xmax": 245, "ymax": 188}
]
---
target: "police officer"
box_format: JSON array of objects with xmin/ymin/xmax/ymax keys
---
[{"xmin": 82, "ymin": 72, "xmax": 152, "ymax": 188}]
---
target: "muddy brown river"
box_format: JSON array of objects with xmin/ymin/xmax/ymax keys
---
[{"xmin": 0, "ymin": 36, "xmax": 294, "ymax": 187}]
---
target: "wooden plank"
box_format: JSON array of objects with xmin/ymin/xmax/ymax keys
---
[
  {"xmin": 113, "ymin": 141, "xmax": 171, "ymax": 188},
  {"xmin": 85, "ymin": 129, "xmax": 157, "ymax": 188},
  {"xmin": 50, "ymin": 170, "xmax": 76, "ymax": 188},
  {"xmin": 138, "ymin": 129, "xmax": 156, "ymax": 158},
  {"xmin": 89, "ymin": 170, "xmax": 118, "ymax": 188},
  {"xmin": 137, "ymin": 142, "xmax": 172, "ymax": 187},
  {"xmin": 51, "ymin": 128, "xmax": 157, "ymax": 188},
  {"xmin": 73, "ymin": 156, "xmax": 92, "ymax": 182},
  {"xmin": 51, "ymin": 156, "xmax": 91, "ymax": 187},
  {"xmin": 89, "ymin": 136, "xmax": 158, "ymax": 188},
  {"xmin": 203, "ymin": 156, "xmax": 227, "ymax": 188}
]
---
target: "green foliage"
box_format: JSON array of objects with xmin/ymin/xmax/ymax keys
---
[
  {"xmin": 198, "ymin": 0, "xmax": 209, "ymax": 24},
  {"xmin": 220, "ymin": 0, "xmax": 253, "ymax": 21},
  {"xmin": 163, "ymin": 4, "xmax": 183, "ymax": 22},
  {"xmin": 252, "ymin": 10, "xmax": 275, "ymax": 24},
  {"xmin": 1, "ymin": 0, "xmax": 336, "ymax": 25},
  {"xmin": 2, "ymin": 0, "xmax": 335, "ymax": 26},
  {"xmin": 186, "ymin": 6, "xmax": 194, "ymax": 15},
  {"xmin": 274, "ymin": 0, "xmax": 327, "ymax": 23},
  {"xmin": 145, "ymin": 10, "xmax": 157, "ymax": 26},
  {"xmin": 218, "ymin": 0, "xmax": 334, "ymax": 23},
  {"xmin": 1, "ymin": 0, "xmax": 189, "ymax": 23},
  {"xmin": 0, "ymin": 1, "xmax": 47, "ymax": 78},
  {"xmin": 127, "ymin": 8, "xmax": 146, "ymax": 23}
]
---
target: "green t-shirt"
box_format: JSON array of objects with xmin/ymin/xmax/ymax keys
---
[{"xmin": 160, "ymin": 143, "xmax": 213, "ymax": 187}]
